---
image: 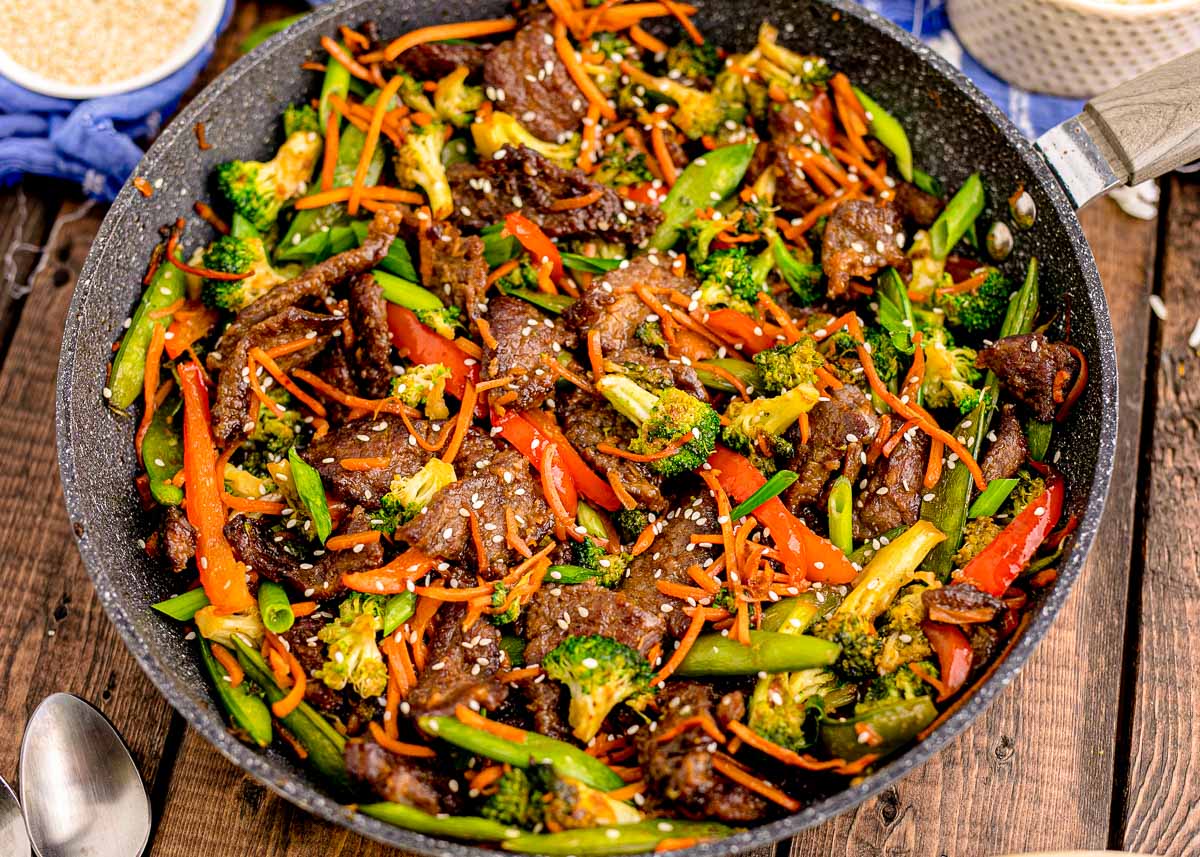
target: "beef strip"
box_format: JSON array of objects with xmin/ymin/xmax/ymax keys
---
[
  {"xmin": 893, "ymin": 180, "xmax": 945, "ymax": 227},
  {"xmin": 976, "ymin": 332, "xmax": 1078, "ymax": 422},
  {"xmin": 981, "ymin": 404, "xmax": 1028, "ymax": 482},
  {"xmin": 559, "ymin": 388, "xmax": 666, "ymax": 513},
  {"xmin": 407, "ymin": 603, "xmax": 509, "ymax": 717},
  {"xmin": 212, "ymin": 306, "xmax": 344, "ymax": 445},
  {"xmin": 301, "ymin": 417, "xmax": 434, "ymax": 508},
  {"xmin": 307, "ymin": 339, "xmax": 359, "ymax": 424},
  {"xmin": 784, "ymin": 385, "xmax": 879, "ymax": 510},
  {"xmin": 747, "ymin": 102, "xmax": 828, "ymax": 215},
  {"xmin": 923, "ymin": 584, "xmax": 1005, "ymax": 624},
  {"xmin": 523, "ymin": 581, "xmax": 665, "ymax": 665},
  {"xmin": 621, "ymin": 491, "xmax": 719, "ymax": 638},
  {"xmin": 521, "ymin": 676, "xmax": 573, "ymax": 741},
  {"xmin": 448, "ymin": 145, "xmax": 662, "ymax": 244},
  {"xmin": 345, "ymin": 737, "xmax": 457, "ymax": 813},
  {"xmin": 345, "ymin": 273, "xmax": 394, "ymax": 398},
  {"xmin": 482, "ymin": 10, "xmax": 585, "ymax": 141},
  {"xmin": 212, "ymin": 207, "xmax": 404, "ymax": 368},
  {"xmin": 158, "ymin": 507, "xmax": 195, "ymax": 574},
  {"xmin": 281, "ymin": 614, "xmax": 344, "ymax": 713},
  {"xmin": 853, "ymin": 429, "xmax": 930, "ymax": 540},
  {"xmin": 397, "ymin": 41, "xmax": 491, "ymax": 80},
  {"xmin": 637, "ymin": 682, "xmax": 770, "ymax": 823},
  {"xmin": 482, "ymin": 295, "xmax": 576, "ymax": 411},
  {"xmin": 822, "ymin": 199, "xmax": 907, "ymax": 299},
  {"xmin": 417, "ymin": 216, "xmax": 489, "ymax": 323},
  {"xmin": 397, "ymin": 432, "xmax": 552, "ymax": 579}
]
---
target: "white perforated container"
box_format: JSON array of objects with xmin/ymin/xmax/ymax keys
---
[{"xmin": 947, "ymin": 0, "xmax": 1200, "ymax": 98}]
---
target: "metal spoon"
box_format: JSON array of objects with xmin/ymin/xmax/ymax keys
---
[
  {"xmin": 19, "ymin": 694, "xmax": 150, "ymax": 857},
  {"xmin": 0, "ymin": 774, "xmax": 31, "ymax": 857}
]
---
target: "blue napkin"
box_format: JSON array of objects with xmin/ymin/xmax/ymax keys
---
[
  {"xmin": 862, "ymin": 0, "xmax": 1082, "ymax": 137},
  {"xmin": 0, "ymin": 1, "xmax": 235, "ymax": 201}
]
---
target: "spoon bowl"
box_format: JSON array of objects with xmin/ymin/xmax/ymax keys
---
[
  {"xmin": 19, "ymin": 694, "xmax": 150, "ymax": 857},
  {"xmin": 0, "ymin": 775, "xmax": 30, "ymax": 857}
]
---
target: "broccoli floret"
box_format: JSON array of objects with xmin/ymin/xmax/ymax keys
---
[
  {"xmin": 499, "ymin": 257, "xmax": 542, "ymax": 292},
  {"xmin": 582, "ymin": 33, "xmax": 638, "ymax": 98},
  {"xmin": 315, "ymin": 598, "xmax": 387, "ymax": 698},
  {"xmin": 571, "ymin": 536, "xmax": 605, "ymax": 571},
  {"xmin": 865, "ymin": 325, "xmax": 903, "ymax": 389},
  {"xmin": 753, "ymin": 338, "xmax": 824, "ymax": 394},
  {"xmin": 753, "ymin": 23, "xmax": 833, "ymax": 99},
  {"xmin": 194, "ymin": 606, "xmax": 265, "ymax": 649},
  {"xmin": 814, "ymin": 612, "xmax": 880, "ymax": 682},
  {"xmin": 1007, "ymin": 471, "xmax": 1047, "ymax": 517},
  {"xmin": 590, "ymin": 553, "xmax": 631, "ymax": 588},
  {"xmin": 200, "ymin": 235, "xmax": 287, "ymax": 312},
  {"xmin": 748, "ymin": 667, "xmax": 854, "ymax": 752},
  {"xmin": 542, "ymin": 635, "xmax": 653, "ymax": 741},
  {"xmin": 471, "ymin": 113, "xmax": 581, "ymax": 169},
  {"xmin": 396, "ymin": 70, "xmax": 437, "ymax": 115},
  {"xmin": 905, "ymin": 231, "xmax": 949, "ymax": 303},
  {"xmin": 375, "ymin": 458, "xmax": 457, "ymax": 533},
  {"xmin": 953, "ymin": 516, "xmax": 1003, "ymax": 567},
  {"xmin": 634, "ymin": 319, "xmax": 668, "ymax": 351},
  {"xmin": 862, "ymin": 662, "xmax": 935, "ymax": 708},
  {"xmin": 621, "ymin": 64, "xmax": 746, "ymax": 140},
  {"xmin": 414, "ymin": 306, "xmax": 464, "ymax": 340},
  {"xmin": 876, "ymin": 583, "xmax": 935, "ymax": 674},
  {"xmin": 283, "ymin": 103, "xmax": 320, "ymax": 136},
  {"xmin": 595, "ymin": 375, "xmax": 720, "ymax": 477},
  {"xmin": 666, "ymin": 39, "xmax": 722, "ymax": 83},
  {"xmin": 391, "ymin": 364, "xmax": 452, "ymax": 419},
  {"xmin": 434, "ymin": 67, "xmax": 485, "ymax": 127},
  {"xmin": 481, "ymin": 768, "xmax": 544, "ymax": 829},
  {"xmin": 686, "ymin": 209, "xmax": 766, "ymax": 265},
  {"xmin": 712, "ymin": 587, "xmax": 738, "ymax": 612},
  {"xmin": 611, "ymin": 509, "xmax": 650, "ymax": 544},
  {"xmin": 920, "ymin": 326, "xmax": 981, "ymax": 413},
  {"xmin": 215, "ymin": 111, "xmax": 323, "ymax": 231},
  {"xmin": 935, "ymin": 267, "xmax": 1010, "ymax": 335},
  {"xmin": 721, "ymin": 383, "xmax": 820, "ymax": 459},
  {"xmin": 537, "ymin": 764, "xmax": 643, "ymax": 829},
  {"xmin": 594, "ymin": 137, "xmax": 653, "ymax": 188},
  {"xmin": 394, "ymin": 122, "xmax": 453, "ymax": 220},
  {"xmin": 713, "ymin": 65, "xmax": 769, "ymax": 124},
  {"xmin": 239, "ymin": 395, "xmax": 299, "ymax": 476},
  {"xmin": 490, "ymin": 582, "xmax": 521, "ymax": 625},
  {"xmin": 695, "ymin": 246, "xmax": 770, "ymax": 312}
]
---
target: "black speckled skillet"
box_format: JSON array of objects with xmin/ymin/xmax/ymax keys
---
[{"xmin": 56, "ymin": 2, "xmax": 1200, "ymax": 854}]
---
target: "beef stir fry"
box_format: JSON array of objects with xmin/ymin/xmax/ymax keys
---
[{"xmin": 116, "ymin": 4, "xmax": 1086, "ymax": 851}]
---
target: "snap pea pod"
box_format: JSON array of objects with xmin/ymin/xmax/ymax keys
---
[
  {"xmin": 199, "ymin": 640, "xmax": 272, "ymax": 748},
  {"xmin": 360, "ymin": 802, "xmax": 521, "ymax": 841},
  {"xmin": 852, "ymin": 86, "xmax": 912, "ymax": 182},
  {"xmin": 257, "ymin": 582, "xmax": 294, "ymax": 634},
  {"xmin": 760, "ymin": 590, "xmax": 837, "ymax": 634},
  {"xmin": 288, "ymin": 447, "xmax": 333, "ymax": 542},
  {"xmin": 694, "ymin": 358, "xmax": 761, "ymax": 394},
  {"xmin": 152, "ymin": 588, "xmax": 210, "ymax": 621},
  {"xmin": 383, "ymin": 591, "xmax": 417, "ymax": 636},
  {"xmin": 141, "ymin": 395, "xmax": 183, "ymax": 506},
  {"xmin": 675, "ymin": 631, "xmax": 840, "ymax": 677},
  {"xmin": 378, "ymin": 237, "xmax": 419, "ymax": 282},
  {"xmin": 650, "ymin": 143, "xmax": 756, "ymax": 250},
  {"xmin": 827, "ymin": 476, "xmax": 854, "ymax": 556},
  {"xmin": 418, "ymin": 715, "xmax": 624, "ymax": 791},
  {"xmin": 821, "ymin": 696, "xmax": 937, "ymax": 761},
  {"xmin": 108, "ymin": 254, "xmax": 186, "ymax": 410},
  {"xmin": 929, "ymin": 173, "xmax": 984, "ymax": 260},
  {"xmin": 318, "ymin": 41, "xmax": 352, "ymax": 128},
  {"xmin": 920, "ymin": 257, "xmax": 1039, "ymax": 575},
  {"xmin": 232, "ymin": 636, "xmax": 349, "ymax": 790},
  {"xmin": 501, "ymin": 820, "xmax": 734, "ymax": 854},
  {"xmin": 560, "ymin": 252, "xmax": 623, "ymax": 274},
  {"xmin": 372, "ymin": 269, "xmax": 444, "ymax": 311}
]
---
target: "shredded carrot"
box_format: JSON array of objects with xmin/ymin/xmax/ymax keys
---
[
  {"xmin": 596, "ymin": 435, "xmax": 689, "ymax": 463},
  {"xmin": 608, "ymin": 780, "xmax": 647, "ymax": 801},
  {"xmin": 210, "ymin": 643, "xmax": 244, "ymax": 688},
  {"xmin": 785, "ymin": 186, "xmax": 864, "ymax": 237},
  {"xmin": 342, "ymin": 547, "xmax": 440, "ymax": 595},
  {"xmin": 701, "ymin": 362, "xmax": 750, "ymax": 400},
  {"xmin": 798, "ymin": 411, "xmax": 811, "ymax": 445},
  {"xmin": 655, "ymin": 713, "xmax": 726, "ymax": 745},
  {"xmin": 542, "ymin": 354, "xmax": 595, "ymax": 393},
  {"xmin": 711, "ymin": 753, "xmax": 800, "ymax": 811},
  {"xmin": 577, "ymin": 102, "xmax": 603, "ymax": 173},
  {"xmin": 652, "ymin": 606, "xmax": 707, "ymax": 685},
  {"xmin": 657, "ymin": 581, "xmax": 713, "ymax": 602},
  {"xmin": 248, "ymin": 348, "xmax": 328, "ymax": 417},
  {"xmin": 380, "ymin": 18, "xmax": 517, "ymax": 62},
  {"xmin": 788, "ymin": 145, "xmax": 839, "ymax": 196},
  {"xmin": 193, "ymin": 121, "xmax": 212, "ymax": 151},
  {"xmin": 397, "ymin": 408, "xmax": 449, "ymax": 453},
  {"xmin": 320, "ymin": 108, "xmax": 340, "ymax": 192},
  {"xmin": 468, "ymin": 765, "xmax": 508, "ymax": 793},
  {"xmin": 650, "ymin": 123, "xmax": 678, "ymax": 187},
  {"xmin": 340, "ymin": 25, "xmax": 370, "ymax": 51},
  {"xmin": 549, "ymin": 188, "xmax": 605, "ymax": 211},
  {"xmin": 686, "ymin": 563, "xmax": 721, "ymax": 594},
  {"xmin": 540, "ymin": 444, "xmax": 577, "ymax": 531},
  {"xmin": 348, "ymin": 74, "xmax": 404, "ymax": 215},
  {"xmin": 266, "ymin": 631, "xmax": 307, "ymax": 718},
  {"xmin": 133, "ymin": 176, "xmax": 154, "ymax": 198},
  {"xmin": 631, "ymin": 520, "xmax": 659, "ymax": 556},
  {"xmin": 296, "ymin": 184, "xmax": 424, "ymax": 210},
  {"xmin": 467, "ymin": 508, "xmax": 489, "ymax": 578},
  {"xmin": 505, "ymin": 507, "xmax": 534, "ymax": 558},
  {"xmin": 937, "ymin": 269, "xmax": 989, "ymax": 296},
  {"xmin": 726, "ymin": 721, "xmax": 865, "ymax": 773},
  {"xmin": 441, "ymin": 381, "xmax": 478, "ymax": 464},
  {"xmin": 134, "ymin": 322, "xmax": 167, "ymax": 459},
  {"xmin": 412, "ymin": 582, "xmax": 495, "ymax": 602},
  {"xmin": 321, "ymin": 36, "xmax": 375, "ymax": 83},
  {"xmin": 475, "ymin": 317, "xmax": 500, "ymax": 351},
  {"xmin": 882, "ymin": 418, "xmax": 920, "ymax": 457},
  {"xmin": 554, "ymin": 20, "xmax": 617, "ymax": 121},
  {"xmin": 756, "ymin": 290, "xmax": 803, "ymax": 343},
  {"xmin": 656, "ymin": 838, "xmax": 702, "ymax": 852},
  {"xmin": 586, "ymin": 329, "xmax": 605, "ymax": 380},
  {"xmin": 223, "ymin": 494, "xmax": 288, "ymax": 515},
  {"xmin": 497, "ymin": 666, "xmax": 543, "ymax": 683},
  {"xmin": 292, "ymin": 368, "xmax": 418, "ymax": 418},
  {"xmin": 628, "ymin": 24, "xmax": 667, "ymax": 54},
  {"xmin": 596, "ymin": 2, "xmax": 698, "ymax": 30},
  {"xmin": 455, "ymin": 703, "xmax": 528, "ymax": 743},
  {"xmin": 368, "ymin": 721, "xmax": 436, "ymax": 757},
  {"xmin": 326, "ymin": 530, "xmax": 382, "ymax": 551},
  {"xmin": 475, "ymin": 375, "xmax": 515, "ymax": 393},
  {"xmin": 699, "ymin": 469, "xmax": 738, "ymax": 593},
  {"xmin": 192, "ymin": 201, "xmax": 229, "ymax": 235},
  {"xmin": 290, "ymin": 601, "xmax": 318, "ymax": 617},
  {"xmin": 900, "ymin": 331, "xmax": 926, "ymax": 399},
  {"xmin": 831, "ymin": 145, "xmax": 891, "ymax": 195},
  {"xmin": 924, "ymin": 438, "xmax": 945, "ymax": 490},
  {"xmin": 660, "ymin": 0, "xmax": 703, "ymax": 43},
  {"xmin": 487, "ymin": 259, "xmax": 520, "ymax": 286},
  {"xmin": 607, "ymin": 469, "xmax": 639, "ymax": 511}
]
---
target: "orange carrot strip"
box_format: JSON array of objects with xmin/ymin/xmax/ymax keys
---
[
  {"xmin": 382, "ymin": 19, "xmax": 517, "ymax": 62},
  {"xmin": 607, "ymin": 469, "xmax": 639, "ymax": 511},
  {"xmin": 455, "ymin": 703, "xmax": 528, "ymax": 743},
  {"xmin": 339, "ymin": 456, "xmax": 391, "ymax": 472},
  {"xmin": 627, "ymin": 24, "xmax": 667, "ymax": 54},
  {"xmin": 349, "ymin": 74, "xmax": 404, "ymax": 215},
  {"xmin": 554, "ymin": 20, "xmax": 617, "ymax": 121},
  {"xmin": 211, "ymin": 643, "xmax": 244, "ymax": 688},
  {"xmin": 631, "ymin": 521, "xmax": 659, "ymax": 556},
  {"xmin": 650, "ymin": 123, "xmax": 678, "ymax": 187},
  {"xmin": 290, "ymin": 601, "xmax": 318, "ymax": 617},
  {"xmin": 577, "ymin": 102, "xmax": 602, "ymax": 173},
  {"xmin": 368, "ymin": 721, "xmax": 436, "ymax": 757},
  {"xmin": 292, "ymin": 368, "xmax": 418, "ymax": 418},
  {"xmin": 652, "ymin": 607, "xmax": 707, "ymax": 685},
  {"xmin": 296, "ymin": 184, "xmax": 424, "ymax": 210},
  {"xmin": 320, "ymin": 108, "xmax": 340, "ymax": 192},
  {"xmin": 266, "ymin": 631, "xmax": 307, "ymax": 718},
  {"xmin": 505, "ymin": 507, "xmax": 534, "ymax": 558},
  {"xmin": 326, "ymin": 530, "xmax": 382, "ymax": 550},
  {"xmin": 441, "ymin": 381, "xmax": 478, "ymax": 464},
  {"xmin": 321, "ymin": 36, "xmax": 375, "ymax": 83},
  {"xmin": 711, "ymin": 754, "xmax": 800, "ymax": 811},
  {"xmin": 656, "ymin": 581, "xmax": 712, "ymax": 601},
  {"xmin": 411, "ymin": 583, "xmax": 495, "ymax": 602},
  {"xmin": 497, "ymin": 666, "xmax": 543, "ymax": 683},
  {"xmin": 248, "ymin": 348, "xmax": 328, "ymax": 418},
  {"xmin": 586, "ymin": 329, "xmax": 605, "ymax": 380},
  {"xmin": 549, "ymin": 188, "xmax": 605, "ymax": 211},
  {"xmin": 468, "ymin": 765, "xmax": 508, "ymax": 793},
  {"xmin": 222, "ymin": 494, "xmax": 287, "ymax": 515},
  {"xmin": 342, "ymin": 547, "xmax": 440, "ymax": 594},
  {"xmin": 487, "ymin": 259, "xmax": 520, "ymax": 285},
  {"xmin": 134, "ymin": 323, "xmax": 168, "ymax": 459}
]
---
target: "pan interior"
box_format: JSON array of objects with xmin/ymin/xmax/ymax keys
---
[{"xmin": 57, "ymin": 1, "xmax": 1115, "ymax": 854}]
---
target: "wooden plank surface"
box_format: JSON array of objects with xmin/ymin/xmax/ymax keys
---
[
  {"xmin": 1119, "ymin": 174, "xmax": 1200, "ymax": 856},
  {"xmin": 788, "ymin": 198, "xmax": 1159, "ymax": 856}
]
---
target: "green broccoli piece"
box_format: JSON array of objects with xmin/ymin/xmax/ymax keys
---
[
  {"xmin": 621, "ymin": 64, "xmax": 746, "ymax": 140},
  {"xmin": 499, "ymin": 257, "xmax": 541, "ymax": 292},
  {"xmin": 434, "ymin": 67, "xmax": 485, "ymax": 127},
  {"xmin": 394, "ymin": 122, "xmax": 453, "ymax": 220},
  {"xmin": 666, "ymin": 39, "xmax": 722, "ymax": 83},
  {"xmin": 215, "ymin": 107, "xmax": 323, "ymax": 231},
  {"xmin": 953, "ymin": 517, "xmax": 1003, "ymax": 568},
  {"xmin": 391, "ymin": 364, "xmax": 452, "ymax": 420},
  {"xmin": 471, "ymin": 112, "xmax": 581, "ymax": 169},
  {"xmin": 375, "ymin": 458, "xmax": 457, "ymax": 533},
  {"xmin": 594, "ymin": 137, "xmax": 653, "ymax": 188},
  {"xmin": 595, "ymin": 375, "xmax": 720, "ymax": 477},
  {"xmin": 862, "ymin": 662, "xmax": 935, "ymax": 709},
  {"xmin": 876, "ymin": 583, "xmax": 935, "ymax": 674},
  {"xmin": 542, "ymin": 635, "xmax": 653, "ymax": 741},
  {"xmin": 283, "ymin": 103, "xmax": 320, "ymax": 136},
  {"xmin": 396, "ymin": 70, "xmax": 437, "ymax": 115},
  {"xmin": 865, "ymin": 325, "xmax": 903, "ymax": 389},
  {"xmin": 537, "ymin": 764, "xmax": 643, "ymax": 829},
  {"xmin": 712, "ymin": 587, "xmax": 738, "ymax": 612},
  {"xmin": 753, "ymin": 23, "xmax": 833, "ymax": 100},
  {"xmin": 571, "ymin": 536, "xmax": 606, "ymax": 571},
  {"xmin": 905, "ymin": 231, "xmax": 949, "ymax": 303},
  {"xmin": 695, "ymin": 246, "xmax": 771, "ymax": 313},
  {"xmin": 721, "ymin": 383, "xmax": 820, "ymax": 459},
  {"xmin": 1006, "ymin": 471, "xmax": 1047, "ymax": 517},
  {"xmin": 315, "ymin": 598, "xmax": 387, "ymax": 698},
  {"xmin": 713, "ymin": 64, "xmax": 769, "ymax": 123},
  {"xmin": 481, "ymin": 768, "xmax": 544, "ymax": 829},
  {"xmin": 685, "ymin": 211, "xmax": 744, "ymax": 265},
  {"xmin": 414, "ymin": 306, "xmax": 464, "ymax": 341},
  {"xmin": 748, "ymin": 667, "xmax": 855, "ymax": 752},
  {"xmin": 611, "ymin": 509, "xmax": 650, "ymax": 544},
  {"xmin": 490, "ymin": 582, "xmax": 521, "ymax": 625},
  {"xmin": 634, "ymin": 319, "xmax": 668, "ymax": 351},
  {"xmin": 239, "ymin": 393, "xmax": 299, "ymax": 477},
  {"xmin": 753, "ymin": 338, "xmax": 824, "ymax": 394},
  {"xmin": 583, "ymin": 33, "xmax": 638, "ymax": 98},
  {"xmin": 936, "ymin": 267, "xmax": 1011, "ymax": 335},
  {"xmin": 194, "ymin": 606, "xmax": 265, "ymax": 648},
  {"xmin": 920, "ymin": 325, "xmax": 981, "ymax": 414},
  {"xmin": 200, "ymin": 235, "xmax": 287, "ymax": 312}
]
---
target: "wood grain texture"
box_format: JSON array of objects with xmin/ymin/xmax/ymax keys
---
[
  {"xmin": 1120, "ymin": 175, "xmax": 1200, "ymax": 856},
  {"xmin": 787, "ymin": 197, "xmax": 1158, "ymax": 857},
  {"xmin": 0, "ymin": 179, "xmax": 63, "ymax": 363}
]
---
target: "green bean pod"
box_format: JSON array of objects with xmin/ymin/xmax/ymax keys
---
[
  {"xmin": 359, "ymin": 802, "xmax": 521, "ymax": 841},
  {"xmin": 108, "ymin": 255, "xmax": 185, "ymax": 410},
  {"xmin": 650, "ymin": 143, "xmax": 756, "ymax": 250},
  {"xmin": 257, "ymin": 582, "xmax": 295, "ymax": 634},
  {"xmin": 288, "ymin": 447, "xmax": 333, "ymax": 542},
  {"xmin": 852, "ymin": 86, "xmax": 912, "ymax": 182},
  {"xmin": 501, "ymin": 820, "xmax": 734, "ymax": 854},
  {"xmin": 760, "ymin": 591, "xmax": 835, "ymax": 635},
  {"xmin": 417, "ymin": 715, "xmax": 624, "ymax": 791},
  {"xmin": 929, "ymin": 173, "xmax": 984, "ymax": 260},
  {"xmin": 152, "ymin": 588, "xmax": 211, "ymax": 621},
  {"xmin": 141, "ymin": 396, "xmax": 183, "ymax": 506},
  {"xmin": 199, "ymin": 640, "xmax": 273, "ymax": 748},
  {"xmin": 382, "ymin": 591, "xmax": 418, "ymax": 636},
  {"xmin": 821, "ymin": 696, "xmax": 937, "ymax": 761},
  {"xmin": 675, "ymin": 631, "xmax": 841, "ymax": 677}
]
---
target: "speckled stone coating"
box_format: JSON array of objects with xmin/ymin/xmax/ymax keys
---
[{"xmin": 56, "ymin": 1, "xmax": 1117, "ymax": 855}]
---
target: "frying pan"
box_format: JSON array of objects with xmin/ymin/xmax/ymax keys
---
[{"xmin": 55, "ymin": 1, "xmax": 1200, "ymax": 854}]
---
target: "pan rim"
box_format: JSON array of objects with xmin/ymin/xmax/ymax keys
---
[{"xmin": 56, "ymin": 0, "xmax": 1117, "ymax": 854}]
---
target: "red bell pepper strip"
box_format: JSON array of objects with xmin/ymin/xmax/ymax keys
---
[
  {"xmin": 958, "ymin": 470, "xmax": 1065, "ymax": 597},
  {"xmin": 707, "ymin": 446, "xmax": 857, "ymax": 584},
  {"xmin": 622, "ymin": 181, "xmax": 667, "ymax": 207},
  {"xmin": 704, "ymin": 308, "xmax": 785, "ymax": 356},
  {"xmin": 503, "ymin": 212, "xmax": 564, "ymax": 282},
  {"xmin": 521, "ymin": 409, "xmax": 621, "ymax": 511},
  {"xmin": 177, "ymin": 362, "xmax": 255, "ymax": 614},
  {"xmin": 164, "ymin": 302, "xmax": 219, "ymax": 361},
  {"xmin": 492, "ymin": 410, "xmax": 578, "ymax": 517},
  {"xmin": 921, "ymin": 620, "xmax": 973, "ymax": 701},
  {"xmin": 386, "ymin": 304, "xmax": 478, "ymax": 400}
]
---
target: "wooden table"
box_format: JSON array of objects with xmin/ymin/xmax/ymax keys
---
[{"xmin": 0, "ymin": 4, "xmax": 1195, "ymax": 855}]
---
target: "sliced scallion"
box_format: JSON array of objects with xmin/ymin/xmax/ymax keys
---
[{"xmin": 730, "ymin": 469, "xmax": 798, "ymax": 521}]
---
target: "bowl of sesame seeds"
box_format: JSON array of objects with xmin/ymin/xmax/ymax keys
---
[{"xmin": 0, "ymin": 0, "xmax": 225, "ymax": 100}]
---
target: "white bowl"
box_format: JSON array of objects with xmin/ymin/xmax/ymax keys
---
[
  {"xmin": 947, "ymin": 0, "xmax": 1200, "ymax": 98},
  {"xmin": 0, "ymin": 0, "xmax": 225, "ymax": 100}
]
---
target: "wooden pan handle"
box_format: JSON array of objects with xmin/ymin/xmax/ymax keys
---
[{"xmin": 1079, "ymin": 49, "xmax": 1200, "ymax": 185}]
